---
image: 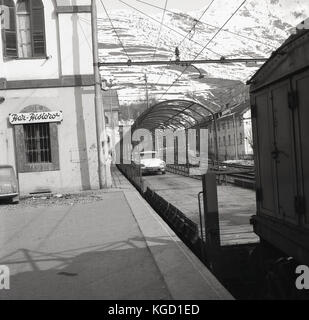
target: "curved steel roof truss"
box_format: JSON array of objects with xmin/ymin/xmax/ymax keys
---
[{"xmin": 132, "ymin": 99, "xmax": 217, "ymax": 132}]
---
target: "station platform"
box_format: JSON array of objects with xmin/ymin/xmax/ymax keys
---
[
  {"xmin": 143, "ymin": 172, "xmax": 259, "ymax": 246},
  {"xmin": 0, "ymin": 166, "xmax": 233, "ymax": 300}
]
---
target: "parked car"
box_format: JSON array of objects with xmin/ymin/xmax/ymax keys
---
[
  {"xmin": 138, "ymin": 151, "xmax": 166, "ymax": 175},
  {"xmin": 0, "ymin": 165, "xmax": 19, "ymax": 204}
]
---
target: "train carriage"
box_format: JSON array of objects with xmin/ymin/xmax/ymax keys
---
[{"xmin": 249, "ymin": 27, "xmax": 309, "ymax": 265}]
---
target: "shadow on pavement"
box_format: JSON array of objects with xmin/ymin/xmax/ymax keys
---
[{"xmin": 0, "ymin": 237, "xmax": 173, "ymax": 300}]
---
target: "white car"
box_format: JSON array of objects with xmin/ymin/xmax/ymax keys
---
[{"xmin": 138, "ymin": 151, "xmax": 166, "ymax": 175}]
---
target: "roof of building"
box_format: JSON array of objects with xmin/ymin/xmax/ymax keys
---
[
  {"xmin": 248, "ymin": 22, "xmax": 309, "ymax": 91},
  {"xmin": 225, "ymin": 100, "xmax": 250, "ymax": 117}
]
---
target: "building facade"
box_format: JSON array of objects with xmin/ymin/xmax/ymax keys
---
[
  {"xmin": 208, "ymin": 101, "xmax": 253, "ymax": 161},
  {"xmin": 102, "ymin": 89, "xmax": 120, "ymax": 162},
  {"xmin": 0, "ymin": 0, "xmax": 101, "ymax": 195}
]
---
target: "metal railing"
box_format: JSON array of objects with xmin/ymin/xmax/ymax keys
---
[
  {"xmin": 166, "ymin": 161, "xmax": 255, "ymax": 188},
  {"xmin": 144, "ymin": 188, "xmax": 202, "ymax": 257},
  {"xmin": 166, "ymin": 164, "xmax": 190, "ymax": 176}
]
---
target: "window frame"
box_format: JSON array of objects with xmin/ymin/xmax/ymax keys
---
[
  {"xmin": 23, "ymin": 122, "xmax": 52, "ymax": 164},
  {"xmin": 2, "ymin": 0, "xmax": 46, "ymax": 59},
  {"xmin": 1, "ymin": 0, "xmax": 18, "ymax": 58},
  {"xmin": 14, "ymin": 105, "xmax": 60, "ymax": 173},
  {"xmin": 28, "ymin": 0, "xmax": 46, "ymax": 57}
]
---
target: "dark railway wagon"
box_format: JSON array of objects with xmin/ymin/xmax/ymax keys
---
[{"xmin": 249, "ymin": 28, "xmax": 309, "ymax": 265}]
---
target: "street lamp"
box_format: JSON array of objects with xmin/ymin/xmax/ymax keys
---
[
  {"xmin": 180, "ymin": 63, "xmax": 205, "ymax": 79},
  {"xmin": 174, "ymin": 47, "xmax": 204, "ymax": 79}
]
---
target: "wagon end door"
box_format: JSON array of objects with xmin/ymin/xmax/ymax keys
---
[
  {"xmin": 270, "ymin": 80, "xmax": 298, "ymax": 225},
  {"xmin": 252, "ymin": 90, "xmax": 277, "ymax": 218},
  {"xmin": 293, "ymin": 70, "xmax": 309, "ymax": 230}
]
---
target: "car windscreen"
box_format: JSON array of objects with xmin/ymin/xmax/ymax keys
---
[{"xmin": 0, "ymin": 168, "xmax": 14, "ymax": 181}]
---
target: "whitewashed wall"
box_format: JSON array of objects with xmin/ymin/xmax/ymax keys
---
[
  {"xmin": 0, "ymin": 86, "xmax": 99, "ymax": 194},
  {"xmin": 0, "ymin": 0, "xmax": 94, "ymax": 80}
]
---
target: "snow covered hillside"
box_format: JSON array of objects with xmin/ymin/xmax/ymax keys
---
[{"xmin": 97, "ymin": 0, "xmax": 308, "ymax": 115}]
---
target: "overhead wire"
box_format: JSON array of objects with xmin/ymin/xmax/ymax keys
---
[
  {"xmin": 153, "ymin": 0, "xmax": 216, "ymax": 88},
  {"xmin": 80, "ymin": 0, "xmax": 261, "ymax": 106},
  {"xmin": 152, "ymin": 0, "xmax": 168, "ymax": 60},
  {"xmin": 177, "ymin": 0, "xmax": 216, "ymax": 48},
  {"xmin": 158, "ymin": 0, "xmax": 248, "ymax": 101},
  {"xmin": 99, "ymin": 0, "xmax": 132, "ymax": 60},
  {"xmin": 117, "ymin": 0, "xmax": 222, "ymax": 57},
  {"xmin": 133, "ymin": 0, "xmax": 278, "ymax": 50}
]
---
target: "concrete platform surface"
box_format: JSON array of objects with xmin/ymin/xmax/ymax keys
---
[
  {"xmin": 0, "ymin": 168, "xmax": 233, "ymax": 300},
  {"xmin": 143, "ymin": 172, "xmax": 259, "ymax": 246}
]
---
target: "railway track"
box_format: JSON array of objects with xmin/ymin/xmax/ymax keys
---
[
  {"xmin": 220, "ymin": 170, "xmax": 255, "ymax": 190},
  {"xmin": 166, "ymin": 162, "xmax": 256, "ymax": 189}
]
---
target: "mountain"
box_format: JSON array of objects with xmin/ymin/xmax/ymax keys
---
[{"xmin": 97, "ymin": 0, "xmax": 308, "ymax": 118}]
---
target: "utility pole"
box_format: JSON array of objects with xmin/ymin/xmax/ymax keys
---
[
  {"xmin": 91, "ymin": 0, "xmax": 112, "ymax": 188},
  {"xmin": 107, "ymin": 80, "xmax": 116, "ymax": 163},
  {"xmin": 144, "ymin": 73, "xmax": 149, "ymax": 109}
]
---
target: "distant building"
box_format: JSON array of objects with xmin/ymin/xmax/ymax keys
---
[
  {"xmin": 119, "ymin": 119, "xmax": 134, "ymax": 126},
  {"xmin": 0, "ymin": 0, "xmax": 105, "ymax": 195},
  {"xmin": 102, "ymin": 89, "xmax": 120, "ymax": 160},
  {"xmin": 208, "ymin": 101, "xmax": 253, "ymax": 161},
  {"xmin": 102, "ymin": 89, "xmax": 120, "ymax": 128}
]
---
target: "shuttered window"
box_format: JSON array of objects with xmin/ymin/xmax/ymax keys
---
[
  {"xmin": 1, "ymin": 0, "xmax": 18, "ymax": 57},
  {"xmin": 1, "ymin": 0, "xmax": 46, "ymax": 58},
  {"xmin": 30, "ymin": 0, "xmax": 45, "ymax": 56},
  {"xmin": 17, "ymin": 0, "xmax": 46, "ymax": 58},
  {"xmin": 16, "ymin": 0, "xmax": 32, "ymax": 57}
]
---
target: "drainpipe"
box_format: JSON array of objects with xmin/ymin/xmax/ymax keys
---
[{"xmin": 91, "ymin": 0, "xmax": 112, "ymax": 188}]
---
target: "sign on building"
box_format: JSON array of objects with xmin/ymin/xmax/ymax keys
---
[{"xmin": 9, "ymin": 111, "xmax": 63, "ymax": 125}]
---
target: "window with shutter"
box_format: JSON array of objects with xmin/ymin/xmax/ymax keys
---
[
  {"xmin": 16, "ymin": 0, "xmax": 32, "ymax": 57},
  {"xmin": 2, "ymin": 0, "xmax": 46, "ymax": 59},
  {"xmin": 1, "ymin": 0, "xmax": 18, "ymax": 57},
  {"xmin": 30, "ymin": 0, "xmax": 45, "ymax": 57}
]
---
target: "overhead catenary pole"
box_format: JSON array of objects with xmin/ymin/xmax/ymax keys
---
[
  {"xmin": 108, "ymin": 82, "xmax": 116, "ymax": 163},
  {"xmin": 91, "ymin": 0, "xmax": 112, "ymax": 188}
]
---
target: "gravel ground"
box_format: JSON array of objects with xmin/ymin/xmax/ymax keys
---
[{"xmin": 0, "ymin": 190, "xmax": 109, "ymax": 211}]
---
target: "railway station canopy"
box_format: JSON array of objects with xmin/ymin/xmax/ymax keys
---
[{"xmin": 132, "ymin": 99, "xmax": 219, "ymax": 132}]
